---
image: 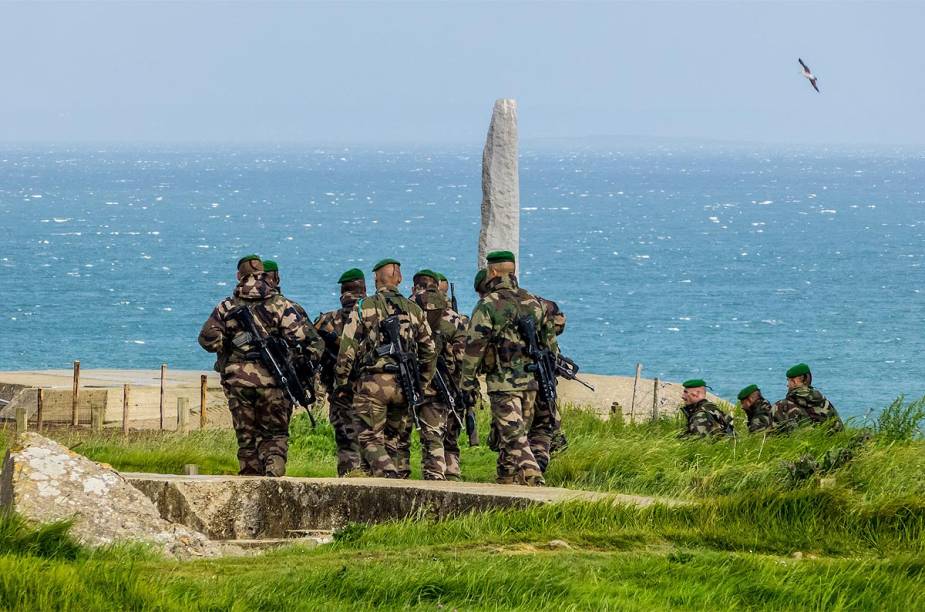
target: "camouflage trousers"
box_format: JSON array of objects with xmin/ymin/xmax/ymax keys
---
[
  {"xmin": 443, "ymin": 406, "xmax": 462, "ymax": 480},
  {"xmin": 328, "ymin": 387, "xmax": 366, "ymax": 477},
  {"xmin": 394, "ymin": 397, "xmax": 449, "ymax": 480},
  {"xmin": 528, "ymin": 398, "xmax": 557, "ymax": 474},
  {"xmin": 490, "ymin": 391, "xmax": 544, "ymax": 486},
  {"xmin": 223, "ymin": 384, "xmax": 292, "ymax": 477},
  {"xmin": 354, "ymin": 373, "xmax": 412, "ymax": 478}
]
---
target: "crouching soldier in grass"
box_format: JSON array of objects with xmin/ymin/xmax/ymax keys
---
[
  {"xmin": 198, "ymin": 254, "xmax": 324, "ymax": 476},
  {"xmin": 679, "ymin": 379, "xmax": 734, "ymax": 438},
  {"xmin": 737, "ymin": 384, "xmax": 776, "ymax": 433},
  {"xmin": 459, "ymin": 251, "xmax": 558, "ymax": 486},
  {"xmin": 774, "ymin": 363, "xmax": 843, "ymax": 432}
]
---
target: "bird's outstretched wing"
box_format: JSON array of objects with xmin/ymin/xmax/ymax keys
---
[
  {"xmin": 810, "ymin": 78, "xmax": 820, "ymax": 93},
  {"xmin": 798, "ymin": 58, "xmax": 810, "ymax": 72}
]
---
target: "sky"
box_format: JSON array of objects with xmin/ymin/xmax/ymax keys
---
[{"xmin": 1, "ymin": 1, "xmax": 923, "ymax": 146}]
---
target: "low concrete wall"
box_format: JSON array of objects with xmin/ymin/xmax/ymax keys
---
[{"xmin": 126, "ymin": 474, "xmax": 658, "ymax": 540}]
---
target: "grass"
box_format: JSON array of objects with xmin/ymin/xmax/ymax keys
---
[{"xmin": 0, "ymin": 397, "xmax": 923, "ymax": 610}]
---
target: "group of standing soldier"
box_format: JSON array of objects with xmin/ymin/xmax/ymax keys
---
[
  {"xmin": 199, "ymin": 250, "xmax": 566, "ymax": 486},
  {"xmin": 678, "ymin": 362, "xmax": 843, "ymax": 438}
]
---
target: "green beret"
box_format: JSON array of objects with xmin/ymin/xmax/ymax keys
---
[
  {"xmin": 682, "ymin": 379, "xmax": 706, "ymax": 389},
  {"xmin": 786, "ymin": 363, "xmax": 811, "ymax": 378},
  {"xmin": 413, "ymin": 269, "xmax": 439, "ymax": 282},
  {"xmin": 262, "ymin": 260, "xmax": 278, "ymax": 273},
  {"xmin": 372, "ymin": 258, "xmax": 400, "ymax": 272},
  {"xmin": 473, "ymin": 269, "xmax": 487, "ymax": 292},
  {"xmin": 737, "ymin": 384, "xmax": 759, "ymax": 401},
  {"xmin": 338, "ymin": 268, "xmax": 364, "ymax": 284},
  {"xmin": 435, "ymin": 272, "xmax": 447, "ymax": 282},
  {"xmin": 486, "ymin": 250, "xmax": 515, "ymax": 264},
  {"xmin": 236, "ymin": 254, "xmax": 261, "ymax": 268}
]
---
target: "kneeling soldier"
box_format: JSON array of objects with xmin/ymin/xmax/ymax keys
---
[
  {"xmin": 737, "ymin": 384, "xmax": 775, "ymax": 433},
  {"xmin": 679, "ymin": 379, "xmax": 734, "ymax": 438},
  {"xmin": 774, "ymin": 363, "xmax": 843, "ymax": 431},
  {"xmin": 335, "ymin": 258, "xmax": 436, "ymax": 478}
]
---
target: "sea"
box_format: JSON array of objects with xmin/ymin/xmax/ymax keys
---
[{"xmin": 2, "ymin": 143, "xmax": 924, "ymax": 418}]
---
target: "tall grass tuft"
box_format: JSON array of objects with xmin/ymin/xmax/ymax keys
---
[{"xmin": 875, "ymin": 395, "xmax": 925, "ymax": 442}]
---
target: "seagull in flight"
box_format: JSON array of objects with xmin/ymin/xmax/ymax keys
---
[{"xmin": 799, "ymin": 58, "xmax": 820, "ymax": 93}]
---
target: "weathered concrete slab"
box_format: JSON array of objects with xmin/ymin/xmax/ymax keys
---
[
  {"xmin": 126, "ymin": 473, "xmax": 669, "ymax": 541},
  {"xmin": 0, "ymin": 433, "xmax": 231, "ymax": 558}
]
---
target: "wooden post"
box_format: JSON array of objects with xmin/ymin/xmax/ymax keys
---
[
  {"xmin": 610, "ymin": 401, "xmax": 623, "ymax": 424},
  {"xmin": 200, "ymin": 375, "xmax": 208, "ymax": 430},
  {"xmin": 652, "ymin": 378, "xmax": 660, "ymax": 421},
  {"xmin": 630, "ymin": 362, "xmax": 642, "ymax": 424},
  {"xmin": 177, "ymin": 397, "xmax": 189, "ymax": 434},
  {"xmin": 15, "ymin": 407, "xmax": 27, "ymax": 434},
  {"xmin": 36, "ymin": 388, "xmax": 44, "ymax": 432},
  {"xmin": 71, "ymin": 360, "xmax": 81, "ymax": 427},
  {"xmin": 159, "ymin": 363, "xmax": 167, "ymax": 431},
  {"xmin": 122, "ymin": 384, "xmax": 130, "ymax": 435},
  {"xmin": 183, "ymin": 464, "xmax": 199, "ymax": 475},
  {"xmin": 91, "ymin": 398, "xmax": 103, "ymax": 432}
]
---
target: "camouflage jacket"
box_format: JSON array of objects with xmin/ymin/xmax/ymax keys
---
[
  {"xmin": 313, "ymin": 291, "xmax": 364, "ymax": 389},
  {"xmin": 680, "ymin": 399, "xmax": 734, "ymax": 438},
  {"xmin": 334, "ymin": 286, "xmax": 437, "ymax": 390},
  {"xmin": 412, "ymin": 288, "xmax": 467, "ymax": 397},
  {"xmin": 198, "ymin": 274, "xmax": 324, "ymax": 388},
  {"xmin": 536, "ymin": 295, "xmax": 567, "ymax": 336},
  {"xmin": 459, "ymin": 274, "xmax": 559, "ymax": 394},
  {"xmin": 744, "ymin": 398, "xmax": 775, "ymax": 433},
  {"xmin": 774, "ymin": 386, "xmax": 843, "ymax": 430}
]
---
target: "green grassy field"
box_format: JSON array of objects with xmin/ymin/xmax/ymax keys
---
[{"xmin": 1, "ymin": 398, "xmax": 923, "ymax": 610}]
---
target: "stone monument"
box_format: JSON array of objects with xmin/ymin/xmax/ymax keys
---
[{"xmin": 478, "ymin": 98, "xmax": 520, "ymax": 269}]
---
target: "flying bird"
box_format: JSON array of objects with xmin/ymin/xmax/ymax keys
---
[{"xmin": 799, "ymin": 58, "xmax": 820, "ymax": 93}]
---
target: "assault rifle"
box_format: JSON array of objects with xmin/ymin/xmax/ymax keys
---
[
  {"xmin": 227, "ymin": 305, "xmax": 317, "ymax": 427},
  {"xmin": 433, "ymin": 355, "xmax": 480, "ymax": 446},
  {"xmin": 450, "ymin": 282, "xmax": 459, "ymax": 313},
  {"xmin": 516, "ymin": 315, "xmax": 559, "ymax": 406},
  {"xmin": 554, "ymin": 354, "xmax": 595, "ymax": 391},
  {"xmin": 315, "ymin": 325, "xmax": 340, "ymax": 387},
  {"xmin": 375, "ymin": 315, "xmax": 424, "ymax": 428}
]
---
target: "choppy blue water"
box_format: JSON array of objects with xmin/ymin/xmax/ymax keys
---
[{"xmin": 2, "ymin": 144, "xmax": 924, "ymax": 417}]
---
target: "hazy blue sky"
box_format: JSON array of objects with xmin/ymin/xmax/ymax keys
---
[{"xmin": 1, "ymin": 1, "xmax": 923, "ymax": 145}]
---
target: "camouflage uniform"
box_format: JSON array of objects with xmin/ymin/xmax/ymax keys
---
[
  {"xmin": 459, "ymin": 273, "xmax": 558, "ymax": 485},
  {"xmin": 744, "ymin": 397, "xmax": 775, "ymax": 433},
  {"xmin": 198, "ymin": 274, "xmax": 323, "ymax": 476},
  {"xmin": 680, "ymin": 399, "xmax": 734, "ymax": 438},
  {"xmin": 314, "ymin": 290, "xmax": 366, "ymax": 476},
  {"xmin": 335, "ymin": 286, "xmax": 436, "ymax": 478},
  {"xmin": 528, "ymin": 295, "xmax": 568, "ymax": 473},
  {"xmin": 774, "ymin": 386, "xmax": 843, "ymax": 431},
  {"xmin": 403, "ymin": 288, "xmax": 467, "ymax": 480}
]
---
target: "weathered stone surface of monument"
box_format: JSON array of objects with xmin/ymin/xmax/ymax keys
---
[
  {"xmin": 478, "ymin": 98, "xmax": 520, "ymax": 269},
  {"xmin": 0, "ymin": 433, "xmax": 228, "ymax": 558}
]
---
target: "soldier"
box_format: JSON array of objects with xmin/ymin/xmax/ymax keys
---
[
  {"xmin": 335, "ymin": 258, "xmax": 436, "ymax": 478},
  {"xmin": 528, "ymin": 294, "xmax": 568, "ymax": 473},
  {"xmin": 774, "ymin": 363, "xmax": 843, "ymax": 431},
  {"xmin": 679, "ymin": 379, "xmax": 734, "ymax": 438},
  {"xmin": 737, "ymin": 384, "xmax": 775, "ymax": 433},
  {"xmin": 405, "ymin": 269, "xmax": 467, "ymax": 480},
  {"xmin": 314, "ymin": 268, "xmax": 368, "ymax": 476},
  {"xmin": 198, "ymin": 255, "xmax": 323, "ymax": 476},
  {"xmin": 262, "ymin": 259, "xmax": 310, "ymax": 319},
  {"xmin": 459, "ymin": 251, "xmax": 557, "ymax": 486},
  {"xmin": 442, "ymin": 268, "xmax": 489, "ymax": 480}
]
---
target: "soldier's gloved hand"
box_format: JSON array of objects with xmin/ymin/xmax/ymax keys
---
[{"xmin": 464, "ymin": 389, "xmax": 480, "ymax": 410}]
